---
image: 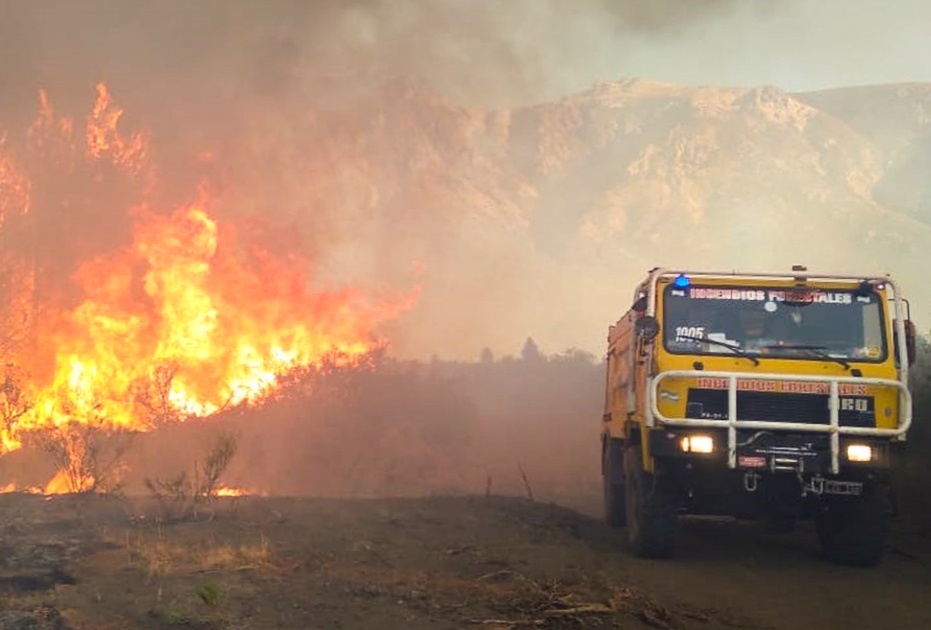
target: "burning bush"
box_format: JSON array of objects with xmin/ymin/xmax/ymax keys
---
[
  {"xmin": 0, "ymin": 84, "xmax": 414, "ymax": 492},
  {"xmin": 28, "ymin": 422, "xmax": 135, "ymax": 493}
]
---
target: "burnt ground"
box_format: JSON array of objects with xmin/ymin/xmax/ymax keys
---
[{"xmin": 1, "ymin": 492, "xmax": 930, "ymax": 630}]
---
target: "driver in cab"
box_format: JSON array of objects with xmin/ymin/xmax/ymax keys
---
[{"xmin": 737, "ymin": 306, "xmax": 799, "ymax": 353}]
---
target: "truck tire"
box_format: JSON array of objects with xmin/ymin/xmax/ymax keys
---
[
  {"xmin": 816, "ymin": 481, "xmax": 889, "ymax": 567},
  {"xmin": 624, "ymin": 445, "xmax": 677, "ymax": 558},
  {"xmin": 603, "ymin": 438, "xmax": 627, "ymax": 527}
]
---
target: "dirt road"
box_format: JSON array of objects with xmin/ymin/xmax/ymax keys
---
[
  {"xmin": 617, "ymin": 515, "xmax": 931, "ymax": 630},
  {"xmin": 1, "ymin": 492, "xmax": 929, "ymax": 629}
]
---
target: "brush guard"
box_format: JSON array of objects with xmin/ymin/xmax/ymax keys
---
[{"xmin": 649, "ymin": 370, "xmax": 911, "ymax": 475}]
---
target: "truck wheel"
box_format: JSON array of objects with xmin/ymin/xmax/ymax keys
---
[
  {"xmin": 603, "ymin": 438, "xmax": 626, "ymax": 527},
  {"xmin": 816, "ymin": 482, "xmax": 889, "ymax": 567},
  {"xmin": 624, "ymin": 446, "xmax": 677, "ymax": 558}
]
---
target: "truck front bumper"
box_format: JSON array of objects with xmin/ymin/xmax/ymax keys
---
[{"xmin": 648, "ymin": 427, "xmax": 894, "ymax": 474}]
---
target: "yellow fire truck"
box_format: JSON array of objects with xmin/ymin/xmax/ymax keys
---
[{"xmin": 601, "ymin": 267, "xmax": 915, "ymax": 565}]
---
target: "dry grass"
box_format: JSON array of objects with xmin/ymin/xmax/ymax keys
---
[
  {"xmin": 124, "ymin": 529, "xmax": 273, "ymax": 577},
  {"xmin": 142, "ymin": 431, "xmax": 240, "ymax": 523}
]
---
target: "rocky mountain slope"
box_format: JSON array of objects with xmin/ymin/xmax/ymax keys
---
[{"xmin": 249, "ymin": 78, "xmax": 929, "ymax": 358}]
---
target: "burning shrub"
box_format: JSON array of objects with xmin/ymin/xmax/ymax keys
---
[
  {"xmin": 130, "ymin": 362, "xmax": 189, "ymax": 427},
  {"xmin": 0, "ymin": 83, "xmax": 413, "ymax": 494},
  {"xmin": 0, "ymin": 363, "xmax": 33, "ymax": 452},
  {"xmin": 28, "ymin": 421, "xmax": 135, "ymax": 493}
]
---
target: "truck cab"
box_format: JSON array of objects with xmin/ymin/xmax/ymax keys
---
[{"xmin": 601, "ymin": 267, "xmax": 914, "ymax": 565}]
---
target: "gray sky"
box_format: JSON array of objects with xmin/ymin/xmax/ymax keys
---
[
  {"xmin": 1, "ymin": 0, "xmax": 929, "ymax": 116},
  {"xmin": 579, "ymin": 1, "xmax": 931, "ymax": 95}
]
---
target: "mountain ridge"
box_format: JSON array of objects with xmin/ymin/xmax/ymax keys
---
[{"xmin": 259, "ymin": 77, "xmax": 931, "ymax": 358}]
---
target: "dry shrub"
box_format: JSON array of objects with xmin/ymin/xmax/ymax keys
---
[
  {"xmin": 144, "ymin": 430, "xmax": 239, "ymax": 522},
  {"xmin": 898, "ymin": 335, "xmax": 931, "ymax": 527}
]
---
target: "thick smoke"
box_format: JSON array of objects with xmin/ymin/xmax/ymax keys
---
[
  {"xmin": 2, "ymin": 1, "xmax": 929, "ymax": 361},
  {"xmin": 0, "ymin": 1, "xmax": 738, "ymax": 114},
  {"xmin": 2, "ymin": 1, "xmax": 928, "ymax": 118},
  {"xmin": 0, "ymin": 0, "xmax": 740, "ymax": 359},
  {"xmin": 1, "ymin": 1, "xmax": 929, "ymax": 508}
]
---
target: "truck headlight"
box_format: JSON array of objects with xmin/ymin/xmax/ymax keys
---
[
  {"xmin": 680, "ymin": 434, "xmax": 714, "ymax": 454},
  {"xmin": 846, "ymin": 444, "xmax": 873, "ymax": 462}
]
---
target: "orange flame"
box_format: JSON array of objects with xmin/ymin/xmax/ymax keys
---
[
  {"xmin": 0, "ymin": 84, "xmax": 415, "ymax": 452},
  {"xmin": 86, "ymin": 83, "xmax": 148, "ymax": 173},
  {"xmin": 0, "ymin": 141, "xmax": 31, "ymax": 226},
  {"xmin": 216, "ymin": 486, "xmax": 254, "ymax": 497},
  {"xmin": 43, "ymin": 470, "xmax": 77, "ymax": 495}
]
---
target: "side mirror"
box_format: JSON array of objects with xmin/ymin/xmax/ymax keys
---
[
  {"xmin": 894, "ymin": 319, "xmax": 918, "ymax": 366},
  {"xmin": 905, "ymin": 320, "xmax": 917, "ymax": 366},
  {"xmin": 635, "ymin": 315, "xmax": 660, "ymax": 342}
]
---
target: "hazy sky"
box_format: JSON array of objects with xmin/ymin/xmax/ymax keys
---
[
  {"xmin": 580, "ymin": 1, "xmax": 931, "ymax": 95},
  {"xmin": 1, "ymin": 0, "xmax": 929, "ymax": 114}
]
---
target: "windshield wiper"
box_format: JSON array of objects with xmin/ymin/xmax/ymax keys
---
[
  {"xmin": 761, "ymin": 344, "xmax": 850, "ymax": 370},
  {"xmin": 674, "ymin": 335, "xmax": 760, "ymax": 366}
]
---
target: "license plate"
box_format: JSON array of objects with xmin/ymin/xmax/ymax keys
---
[{"xmin": 823, "ymin": 480, "xmax": 863, "ymax": 496}]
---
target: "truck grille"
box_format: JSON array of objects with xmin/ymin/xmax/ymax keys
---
[{"xmin": 685, "ymin": 389, "xmax": 875, "ymax": 427}]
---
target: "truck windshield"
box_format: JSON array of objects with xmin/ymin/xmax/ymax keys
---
[{"xmin": 662, "ymin": 284, "xmax": 887, "ymax": 363}]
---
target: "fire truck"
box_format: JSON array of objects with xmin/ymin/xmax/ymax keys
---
[{"xmin": 601, "ymin": 267, "xmax": 915, "ymax": 565}]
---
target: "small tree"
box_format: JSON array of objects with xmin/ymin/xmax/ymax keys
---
[
  {"xmin": 521, "ymin": 337, "xmax": 544, "ymax": 363},
  {"xmin": 196, "ymin": 431, "xmax": 238, "ymax": 500},
  {"xmin": 907, "ymin": 335, "xmax": 931, "ymax": 446},
  {"xmin": 145, "ymin": 430, "xmax": 239, "ymax": 522}
]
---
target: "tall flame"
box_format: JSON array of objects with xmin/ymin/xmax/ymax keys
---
[
  {"xmin": 85, "ymin": 83, "xmax": 147, "ymax": 173},
  {"xmin": 0, "ymin": 84, "xmax": 415, "ymax": 452}
]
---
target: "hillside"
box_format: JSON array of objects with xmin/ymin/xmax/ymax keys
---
[
  {"xmin": 227, "ymin": 78, "xmax": 931, "ymax": 359},
  {"xmin": 3, "ymin": 77, "xmax": 928, "ymax": 361}
]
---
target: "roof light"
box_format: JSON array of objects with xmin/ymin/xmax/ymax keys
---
[{"xmin": 674, "ymin": 274, "xmax": 690, "ymax": 288}]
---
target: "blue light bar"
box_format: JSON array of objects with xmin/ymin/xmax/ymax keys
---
[{"xmin": 674, "ymin": 274, "xmax": 690, "ymax": 288}]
